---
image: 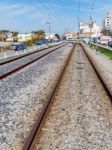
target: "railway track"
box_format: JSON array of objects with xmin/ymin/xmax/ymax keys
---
[
  {"xmin": 0, "ymin": 43, "xmax": 67, "ymax": 79},
  {"xmin": 80, "ymin": 42, "xmax": 112, "ymax": 97},
  {"xmin": 0, "ymin": 43, "xmax": 64, "ymax": 66},
  {"xmin": 23, "ymin": 42, "xmax": 112, "ymax": 150},
  {"xmin": 22, "ymin": 43, "xmax": 75, "ymax": 150}
]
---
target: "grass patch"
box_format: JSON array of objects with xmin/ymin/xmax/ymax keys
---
[
  {"xmin": 97, "ymin": 47, "xmax": 112, "ymax": 58},
  {"xmin": 89, "ymin": 43, "xmax": 112, "ymax": 59}
]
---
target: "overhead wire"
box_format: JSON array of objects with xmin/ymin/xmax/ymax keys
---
[
  {"xmin": 89, "ymin": 0, "xmax": 96, "ymax": 42},
  {"xmin": 28, "ymin": 0, "xmax": 50, "ymax": 15},
  {"xmin": 30, "ymin": 0, "xmax": 52, "ymax": 34},
  {"xmin": 37, "ymin": 0, "xmax": 50, "ymax": 12},
  {"xmin": 77, "ymin": 0, "xmax": 80, "ymax": 36},
  {"xmin": 90, "ymin": 0, "xmax": 96, "ymax": 20},
  {"xmin": 27, "ymin": 0, "xmax": 51, "ymax": 24}
]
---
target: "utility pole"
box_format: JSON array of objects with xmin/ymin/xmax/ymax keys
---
[
  {"xmin": 96, "ymin": 31, "xmax": 98, "ymax": 51},
  {"xmin": 89, "ymin": 3, "xmax": 95, "ymax": 44},
  {"xmin": 47, "ymin": 16, "xmax": 51, "ymax": 44},
  {"xmin": 89, "ymin": 17, "xmax": 93, "ymax": 44},
  {"xmin": 77, "ymin": 0, "xmax": 80, "ymax": 41}
]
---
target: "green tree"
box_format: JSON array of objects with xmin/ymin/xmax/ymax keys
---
[
  {"xmin": 55, "ymin": 33, "xmax": 60, "ymax": 39},
  {"xmin": 11, "ymin": 31, "xmax": 18, "ymax": 36}
]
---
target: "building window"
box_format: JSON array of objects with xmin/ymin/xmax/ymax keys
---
[{"xmin": 19, "ymin": 36, "xmax": 22, "ymax": 39}]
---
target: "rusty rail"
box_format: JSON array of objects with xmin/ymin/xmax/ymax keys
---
[
  {"xmin": 80, "ymin": 42, "xmax": 112, "ymax": 98},
  {"xmin": 22, "ymin": 43, "xmax": 75, "ymax": 150},
  {"xmin": 0, "ymin": 43, "xmax": 65, "ymax": 66},
  {"xmin": 0, "ymin": 44, "xmax": 67, "ymax": 79}
]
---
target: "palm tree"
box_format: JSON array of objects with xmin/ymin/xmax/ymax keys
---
[
  {"xmin": 11, "ymin": 31, "xmax": 18, "ymax": 42},
  {"xmin": 0, "ymin": 33, "xmax": 8, "ymax": 42},
  {"xmin": 0, "ymin": 30, "xmax": 9, "ymax": 41},
  {"xmin": 32, "ymin": 30, "xmax": 45, "ymax": 41}
]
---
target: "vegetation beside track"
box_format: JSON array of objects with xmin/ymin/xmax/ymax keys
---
[{"xmin": 89, "ymin": 43, "xmax": 112, "ymax": 59}]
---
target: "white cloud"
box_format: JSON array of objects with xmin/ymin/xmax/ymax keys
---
[
  {"xmin": 0, "ymin": 1, "xmax": 77, "ymax": 33},
  {"xmin": 1, "ymin": 1, "xmax": 110, "ymax": 33}
]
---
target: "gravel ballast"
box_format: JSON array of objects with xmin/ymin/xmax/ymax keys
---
[
  {"xmin": 0, "ymin": 42, "xmax": 63, "ymax": 63},
  {"xmin": 81, "ymin": 43, "xmax": 112, "ymax": 95},
  {"xmin": 33, "ymin": 44, "xmax": 112, "ymax": 150},
  {"xmin": 0, "ymin": 44, "xmax": 66, "ymax": 77},
  {"xmin": 0, "ymin": 44, "xmax": 73, "ymax": 149},
  {"xmin": 82, "ymin": 43, "xmax": 112, "ymax": 73}
]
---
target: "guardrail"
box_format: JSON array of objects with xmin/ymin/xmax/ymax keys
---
[{"xmin": 90, "ymin": 42, "xmax": 112, "ymax": 51}]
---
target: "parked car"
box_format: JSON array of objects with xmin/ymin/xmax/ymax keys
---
[
  {"xmin": 10, "ymin": 43, "xmax": 27, "ymax": 51},
  {"xmin": 36, "ymin": 39, "xmax": 57, "ymax": 46},
  {"xmin": 99, "ymin": 36, "xmax": 111, "ymax": 45},
  {"xmin": 20, "ymin": 43, "xmax": 27, "ymax": 49},
  {"xmin": 108, "ymin": 41, "xmax": 112, "ymax": 47},
  {"xmin": 36, "ymin": 41, "xmax": 44, "ymax": 46},
  {"xmin": 36, "ymin": 41, "xmax": 47, "ymax": 46}
]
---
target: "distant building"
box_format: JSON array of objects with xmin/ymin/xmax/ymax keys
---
[
  {"xmin": 6, "ymin": 37, "xmax": 14, "ymax": 42},
  {"xmin": 45, "ymin": 33, "xmax": 57, "ymax": 40},
  {"xmin": 6, "ymin": 36, "xmax": 18, "ymax": 42},
  {"xmin": 79, "ymin": 21, "xmax": 101, "ymax": 42},
  {"xmin": 80, "ymin": 21, "xmax": 101, "ymax": 37},
  {"xmin": 18, "ymin": 33, "xmax": 32, "ymax": 42},
  {"xmin": 65, "ymin": 32, "xmax": 77, "ymax": 40},
  {"xmin": 103, "ymin": 11, "xmax": 112, "ymax": 31}
]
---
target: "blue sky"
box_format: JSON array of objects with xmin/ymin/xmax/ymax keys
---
[{"xmin": 0, "ymin": 0, "xmax": 112, "ymax": 33}]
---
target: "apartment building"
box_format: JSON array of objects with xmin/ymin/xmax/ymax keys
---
[
  {"xmin": 104, "ymin": 11, "xmax": 112, "ymax": 31},
  {"xmin": 80, "ymin": 21, "xmax": 101, "ymax": 37}
]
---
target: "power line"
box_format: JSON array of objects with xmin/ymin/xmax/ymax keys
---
[
  {"xmin": 28, "ymin": 0, "xmax": 50, "ymax": 14},
  {"xmin": 78, "ymin": 0, "xmax": 80, "ymax": 23},
  {"xmin": 92, "ymin": 0, "xmax": 96, "ymax": 6},
  {"xmin": 77, "ymin": 0, "xmax": 80, "ymax": 38},
  {"xmin": 89, "ymin": 0, "xmax": 96, "ymax": 43},
  {"xmin": 37, "ymin": 0, "xmax": 50, "ymax": 12},
  {"xmin": 27, "ymin": 0, "xmax": 51, "ymax": 29},
  {"xmin": 91, "ymin": 0, "xmax": 96, "ymax": 20},
  {"xmin": 46, "ymin": 16, "xmax": 51, "ymax": 44}
]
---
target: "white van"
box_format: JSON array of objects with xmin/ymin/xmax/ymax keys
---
[{"xmin": 99, "ymin": 36, "xmax": 111, "ymax": 45}]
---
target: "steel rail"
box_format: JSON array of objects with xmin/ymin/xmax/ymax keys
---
[
  {"xmin": 0, "ymin": 44, "xmax": 67, "ymax": 79},
  {"xmin": 0, "ymin": 43, "xmax": 65, "ymax": 66},
  {"xmin": 80, "ymin": 43, "xmax": 112, "ymax": 98},
  {"xmin": 22, "ymin": 43, "xmax": 75, "ymax": 150}
]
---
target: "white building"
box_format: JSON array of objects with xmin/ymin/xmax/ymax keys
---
[
  {"xmin": 45, "ymin": 33, "xmax": 57, "ymax": 40},
  {"xmin": 6, "ymin": 37, "xmax": 13, "ymax": 42},
  {"xmin": 65, "ymin": 32, "xmax": 77, "ymax": 40},
  {"xmin": 80, "ymin": 21, "xmax": 101, "ymax": 37},
  {"xmin": 18, "ymin": 33, "xmax": 32, "ymax": 42},
  {"xmin": 104, "ymin": 11, "xmax": 112, "ymax": 31}
]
